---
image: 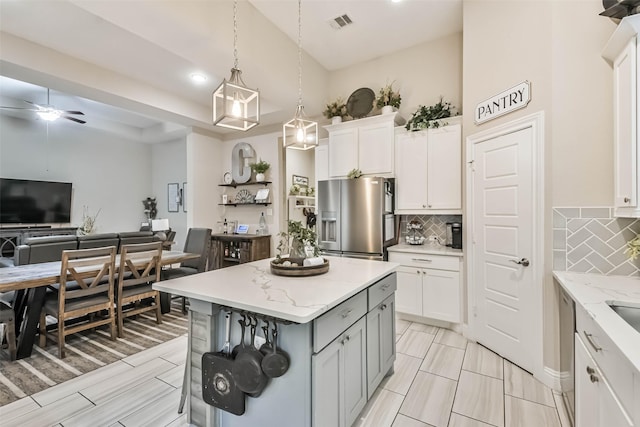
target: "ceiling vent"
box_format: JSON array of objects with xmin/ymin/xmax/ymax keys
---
[{"xmin": 328, "ymin": 14, "xmax": 353, "ymax": 30}]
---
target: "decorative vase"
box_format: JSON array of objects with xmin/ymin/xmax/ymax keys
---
[
  {"xmin": 331, "ymin": 116, "xmax": 342, "ymax": 124},
  {"xmin": 381, "ymin": 105, "xmax": 394, "ymax": 115},
  {"xmin": 256, "ymin": 172, "xmax": 266, "ymax": 182}
]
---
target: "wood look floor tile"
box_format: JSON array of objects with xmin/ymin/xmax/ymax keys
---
[
  {"xmin": 157, "ymin": 363, "xmax": 186, "ymax": 388},
  {"xmin": 449, "ymin": 413, "xmax": 495, "ymax": 427},
  {"xmin": 165, "ymin": 413, "xmax": 188, "ymax": 427},
  {"xmin": 32, "ymin": 360, "xmax": 133, "ymax": 406},
  {"xmin": 462, "ymin": 342, "xmax": 503, "ymax": 379},
  {"xmin": 552, "ymin": 391, "xmax": 573, "ymax": 427},
  {"xmin": 5, "ymin": 393, "xmax": 94, "ymax": 426},
  {"xmin": 396, "ymin": 330, "xmax": 435, "ymax": 358},
  {"xmin": 63, "ymin": 378, "xmax": 174, "ymax": 427},
  {"xmin": 505, "ymin": 395, "xmax": 561, "ymax": 427},
  {"xmin": 381, "ymin": 353, "xmax": 423, "ymax": 395},
  {"xmin": 452, "ymin": 370, "xmax": 504, "ymax": 427},
  {"xmin": 392, "ymin": 413, "xmax": 432, "ymax": 427},
  {"xmin": 434, "ymin": 329, "xmax": 467, "ymax": 350},
  {"xmin": 396, "ymin": 318, "xmax": 411, "ymax": 335},
  {"xmin": 408, "ymin": 323, "xmax": 439, "ymax": 334},
  {"xmin": 118, "ymin": 387, "xmax": 183, "ymax": 427},
  {"xmin": 0, "ymin": 396, "xmax": 40, "ymax": 424},
  {"xmin": 420, "ymin": 342, "xmax": 465, "ymax": 380},
  {"xmin": 353, "ymin": 388, "xmax": 404, "ymax": 427},
  {"xmin": 80, "ymin": 358, "xmax": 175, "ymax": 404},
  {"xmin": 122, "ymin": 335, "xmax": 187, "ymax": 367},
  {"xmin": 399, "ymin": 371, "xmax": 457, "ymax": 427},
  {"xmin": 504, "ymin": 360, "xmax": 554, "ymax": 407}
]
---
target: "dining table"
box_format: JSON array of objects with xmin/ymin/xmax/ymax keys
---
[{"xmin": 0, "ymin": 250, "xmax": 199, "ymax": 359}]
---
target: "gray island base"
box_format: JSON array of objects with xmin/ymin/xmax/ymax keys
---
[{"xmin": 153, "ymin": 256, "xmax": 398, "ymax": 427}]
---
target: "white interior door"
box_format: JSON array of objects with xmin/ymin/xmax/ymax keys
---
[{"xmin": 467, "ymin": 113, "xmax": 543, "ymax": 376}]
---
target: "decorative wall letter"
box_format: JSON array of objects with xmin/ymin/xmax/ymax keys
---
[{"xmin": 231, "ymin": 142, "xmax": 255, "ymax": 184}]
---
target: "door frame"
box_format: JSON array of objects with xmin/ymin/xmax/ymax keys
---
[{"xmin": 465, "ymin": 111, "xmax": 545, "ymax": 379}]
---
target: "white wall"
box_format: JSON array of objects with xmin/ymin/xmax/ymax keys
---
[
  {"xmin": 151, "ymin": 137, "xmax": 187, "ymax": 249},
  {"xmin": 0, "ymin": 114, "xmax": 152, "ymax": 232},
  {"xmin": 187, "ymin": 130, "xmax": 224, "ymax": 232},
  {"xmin": 286, "ymin": 147, "xmax": 315, "ymax": 225}
]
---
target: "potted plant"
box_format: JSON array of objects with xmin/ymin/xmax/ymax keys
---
[
  {"xmin": 276, "ymin": 220, "xmax": 320, "ymax": 262},
  {"xmin": 250, "ymin": 159, "xmax": 270, "ymax": 182},
  {"xmin": 347, "ymin": 168, "xmax": 362, "ymax": 179},
  {"xmin": 405, "ymin": 97, "xmax": 457, "ymax": 131},
  {"xmin": 323, "ymin": 97, "xmax": 348, "ymax": 124},
  {"xmin": 374, "ymin": 83, "xmax": 401, "ymax": 114}
]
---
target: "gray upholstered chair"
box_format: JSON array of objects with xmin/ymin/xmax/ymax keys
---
[
  {"xmin": 14, "ymin": 235, "xmax": 78, "ymax": 265},
  {"xmin": 116, "ymin": 242, "xmax": 163, "ymax": 337},
  {"xmin": 160, "ymin": 228, "xmax": 212, "ymax": 312},
  {"xmin": 39, "ymin": 246, "xmax": 117, "ymax": 358},
  {"xmin": 77, "ymin": 233, "xmax": 119, "ymax": 249}
]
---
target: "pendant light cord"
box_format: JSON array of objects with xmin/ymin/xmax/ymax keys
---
[
  {"xmin": 233, "ymin": 0, "xmax": 239, "ymax": 70},
  {"xmin": 297, "ymin": 0, "xmax": 303, "ymax": 107}
]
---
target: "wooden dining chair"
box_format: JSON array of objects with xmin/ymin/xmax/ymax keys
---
[
  {"xmin": 0, "ymin": 302, "xmax": 17, "ymax": 361},
  {"xmin": 39, "ymin": 246, "xmax": 117, "ymax": 359},
  {"xmin": 116, "ymin": 241, "xmax": 163, "ymax": 337}
]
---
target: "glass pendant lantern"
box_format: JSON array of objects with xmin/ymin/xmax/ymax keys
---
[
  {"xmin": 283, "ymin": 0, "xmax": 317, "ymax": 150},
  {"xmin": 213, "ymin": 0, "xmax": 260, "ymax": 131}
]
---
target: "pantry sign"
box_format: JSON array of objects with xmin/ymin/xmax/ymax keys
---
[{"xmin": 475, "ymin": 81, "xmax": 531, "ymax": 124}]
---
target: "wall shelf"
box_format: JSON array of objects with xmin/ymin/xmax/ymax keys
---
[
  {"xmin": 219, "ymin": 203, "xmax": 271, "ymax": 207},
  {"xmin": 219, "ymin": 181, "xmax": 271, "ymax": 188}
]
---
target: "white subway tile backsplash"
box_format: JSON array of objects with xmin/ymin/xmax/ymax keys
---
[{"xmin": 553, "ymin": 207, "xmax": 640, "ymax": 276}]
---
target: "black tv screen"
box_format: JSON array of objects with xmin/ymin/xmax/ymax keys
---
[{"xmin": 0, "ymin": 178, "xmax": 72, "ymax": 224}]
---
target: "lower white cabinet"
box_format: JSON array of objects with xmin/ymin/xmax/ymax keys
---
[
  {"xmin": 574, "ymin": 333, "xmax": 634, "ymax": 427},
  {"xmin": 312, "ymin": 316, "xmax": 367, "ymax": 427},
  {"xmin": 389, "ymin": 251, "xmax": 461, "ymax": 323},
  {"xmin": 366, "ymin": 294, "xmax": 395, "ymax": 399}
]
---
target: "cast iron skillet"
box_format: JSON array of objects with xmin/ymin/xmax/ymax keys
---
[
  {"xmin": 261, "ymin": 321, "xmax": 290, "ymax": 378},
  {"xmin": 232, "ymin": 315, "xmax": 269, "ymax": 396}
]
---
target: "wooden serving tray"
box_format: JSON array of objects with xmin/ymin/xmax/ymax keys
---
[{"xmin": 270, "ymin": 258, "xmax": 329, "ymax": 277}]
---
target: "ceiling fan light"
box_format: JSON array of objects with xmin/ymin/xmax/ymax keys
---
[{"xmin": 37, "ymin": 109, "xmax": 61, "ymax": 121}]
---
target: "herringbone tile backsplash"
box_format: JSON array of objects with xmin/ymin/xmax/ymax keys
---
[
  {"xmin": 399, "ymin": 215, "xmax": 462, "ymax": 243},
  {"xmin": 554, "ymin": 207, "xmax": 640, "ymax": 276}
]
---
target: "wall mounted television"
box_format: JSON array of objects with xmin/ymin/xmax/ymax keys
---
[{"xmin": 0, "ymin": 178, "xmax": 72, "ymax": 224}]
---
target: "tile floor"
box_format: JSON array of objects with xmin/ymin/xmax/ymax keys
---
[{"xmin": 0, "ymin": 317, "xmax": 571, "ymax": 427}]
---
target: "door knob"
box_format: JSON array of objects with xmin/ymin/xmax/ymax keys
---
[{"xmin": 510, "ymin": 258, "xmax": 530, "ymax": 267}]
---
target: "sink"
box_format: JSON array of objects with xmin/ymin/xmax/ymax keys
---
[{"xmin": 608, "ymin": 302, "xmax": 640, "ymax": 334}]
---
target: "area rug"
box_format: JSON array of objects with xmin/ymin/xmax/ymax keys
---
[{"xmin": 0, "ymin": 302, "xmax": 187, "ymax": 406}]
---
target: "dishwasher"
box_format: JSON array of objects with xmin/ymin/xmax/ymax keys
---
[{"xmin": 559, "ymin": 287, "xmax": 575, "ymax": 426}]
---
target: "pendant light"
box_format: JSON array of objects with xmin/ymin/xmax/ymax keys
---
[
  {"xmin": 213, "ymin": 0, "xmax": 260, "ymax": 131},
  {"xmin": 283, "ymin": 0, "xmax": 317, "ymax": 150}
]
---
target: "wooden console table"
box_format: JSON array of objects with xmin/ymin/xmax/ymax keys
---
[{"xmin": 209, "ymin": 234, "xmax": 271, "ymax": 270}]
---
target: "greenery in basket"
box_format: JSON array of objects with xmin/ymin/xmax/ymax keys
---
[
  {"xmin": 347, "ymin": 168, "xmax": 362, "ymax": 179},
  {"xmin": 276, "ymin": 220, "xmax": 320, "ymax": 260},
  {"xmin": 405, "ymin": 97, "xmax": 457, "ymax": 131},
  {"xmin": 374, "ymin": 83, "xmax": 401, "ymax": 109},
  {"xmin": 323, "ymin": 97, "xmax": 348, "ymax": 119},
  {"xmin": 249, "ymin": 159, "xmax": 270, "ymax": 174}
]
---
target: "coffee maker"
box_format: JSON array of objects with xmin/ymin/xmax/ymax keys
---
[{"xmin": 446, "ymin": 222, "xmax": 463, "ymax": 249}]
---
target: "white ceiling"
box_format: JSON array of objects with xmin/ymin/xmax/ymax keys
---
[{"xmin": 0, "ymin": 0, "xmax": 462, "ymax": 141}]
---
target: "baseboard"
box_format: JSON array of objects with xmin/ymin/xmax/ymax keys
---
[
  {"xmin": 542, "ymin": 365, "xmax": 568, "ymax": 392},
  {"xmin": 396, "ymin": 312, "xmax": 463, "ymax": 334}
]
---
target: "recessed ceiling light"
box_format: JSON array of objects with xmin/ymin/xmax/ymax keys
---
[
  {"xmin": 190, "ymin": 73, "xmax": 207, "ymax": 83},
  {"xmin": 391, "ymin": 0, "xmax": 402, "ymax": 3}
]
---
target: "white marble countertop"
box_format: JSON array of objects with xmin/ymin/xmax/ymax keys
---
[
  {"xmin": 553, "ymin": 271, "xmax": 640, "ymax": 374},
  {"xmin": 154, "ymin": 256, "xmax": 398, "ymax": 324},
  {"xmin": 388, "ymin": 243, "xmax": 464, "ymax": 257}
]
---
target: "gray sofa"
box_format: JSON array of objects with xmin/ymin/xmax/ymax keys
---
[{"xmin": 13, "ymin": 231, "xmax": 161, "ymax": 266}]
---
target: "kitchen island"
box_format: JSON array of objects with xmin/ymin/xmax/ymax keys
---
[{"xmin": 154, "ymin": 256, "xmax": 398, "ymax": 427}]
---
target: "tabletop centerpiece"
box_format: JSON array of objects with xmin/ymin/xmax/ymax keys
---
[{"xmin": 271, "ymin": 220, "xmax": 328, "ymax": 276}]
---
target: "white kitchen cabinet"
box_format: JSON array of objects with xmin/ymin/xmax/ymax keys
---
[
  {"xmin": 315, "ymin": 141, "xmax": 329, "ymax": 183},
  {"xmin": 389, "ymin": 251, "xmax": 462, "ymax": 324},
  {"xmin": 603, "ymin": 16, "xmax": 640, "ymax": 217},
  {"xmin": 574, "ymin": 334, "xmax": 634, "ymax": 427},
  {"xmin": 312, "ymin": 316, "xmax": 367, "ymax": 427},
  {"xmin": 325, "ymin": 114, "xmax": 400, "ymax": 178},
  {"xmin": 366, "ymin": 294, "xmax": 395, "ymax": 399},
  {"xmin": 395, "ymin": 119, "xmax": 462, "ymax": 214}
]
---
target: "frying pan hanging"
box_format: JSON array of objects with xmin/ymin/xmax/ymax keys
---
[
  {"xmin": 202, "ymin": 311, "xmax": 245, "ymax": 415},
  {"xmin": 232, "ymin": 315, "xmax": 269, "ymax": 396}
]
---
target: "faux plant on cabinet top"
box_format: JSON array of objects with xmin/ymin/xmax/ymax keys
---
[
  {"xmin": 374, "ymin": 83, "xmax": 401, "ymax": 109},
  {"xmin": 323, "ymin": 97, "xmax": 348, "ymax": 120}
]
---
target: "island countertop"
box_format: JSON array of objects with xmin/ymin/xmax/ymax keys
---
[{"xmin": 154, "ymin": 256, "xmax": 398, "ymax": 323}]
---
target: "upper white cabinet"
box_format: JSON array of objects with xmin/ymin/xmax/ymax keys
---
[
  {"xmin": 324, "ymin": 113, "xmax": 401, "ymax": 178},
  {"xmin": 603, "ymin": 16, "xmax": 640, "ymax": 217},
  {"xmin": 395, "ymin": 118, "xmax": 462, "ymax": 214},
  {"xmin": 315, "ymin": 140, "xmax": 329, "ymax": 184}
]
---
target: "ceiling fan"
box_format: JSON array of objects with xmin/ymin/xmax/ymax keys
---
[{"xmin": 0, "ymin": 88, "xmax": 86, "ymax": 124}]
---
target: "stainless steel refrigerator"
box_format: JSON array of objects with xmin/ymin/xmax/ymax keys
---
[{"xmin": 317, "ymin": 177, "xmax": 395, "ymax": 260}]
